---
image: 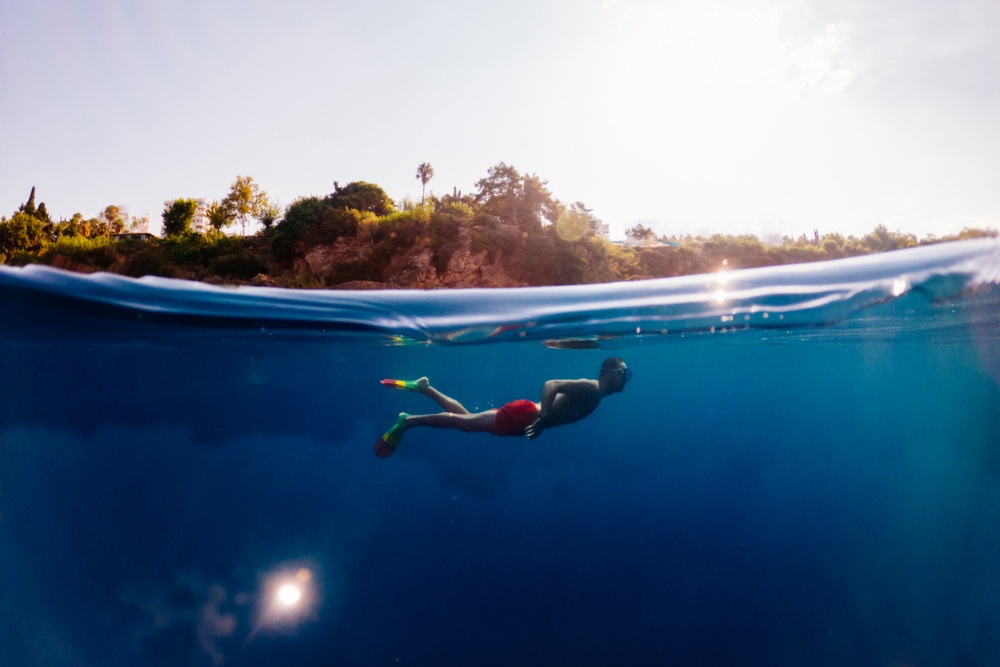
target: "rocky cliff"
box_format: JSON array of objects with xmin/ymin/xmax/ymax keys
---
[{"xmin": 298, "ymin": 228, "xmax": 525, "ymax": 289}]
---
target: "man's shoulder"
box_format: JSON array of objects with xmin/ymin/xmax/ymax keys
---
[{"xmin": 554, "ymin": 378, "xmax": 600, "ymax": 391}]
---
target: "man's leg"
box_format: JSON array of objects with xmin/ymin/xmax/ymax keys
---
[
  {"xmin": 410, "ymin": 377, "xmax": 469, "ymax": 415},
  {"xmin": 406, "ymin": 410, "xmax": 497, "ymax": 433},
  {"xmin": 376, "ymin": 378, "xmax": 492, "ymax": 458}
]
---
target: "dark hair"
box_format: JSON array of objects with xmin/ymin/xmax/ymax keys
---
[{"xmin": 601, "ymin": 357, "xmax": 626, "ymax": 371}]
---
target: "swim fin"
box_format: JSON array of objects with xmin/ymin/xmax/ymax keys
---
[
  {"xmin": 380, "ymin": 378, "xmax": 428, "ymax": 392},
  {"xmin": 374, "ymin": 413, "xmax": 409, "ymax": 458}
]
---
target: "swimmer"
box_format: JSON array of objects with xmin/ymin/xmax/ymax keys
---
[{"xmin": 374, "ymin": 357, "xmax": 631, "ymax": 458}]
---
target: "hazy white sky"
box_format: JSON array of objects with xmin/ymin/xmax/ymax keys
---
[{"xmin": 2, "ymin": 0, "xmax": 997, "ymax": 239}]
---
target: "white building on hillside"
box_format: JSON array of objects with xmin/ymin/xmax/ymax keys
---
[{"xmin": 163, "ymin": 198, "xmax": 211, "ymax": 234}]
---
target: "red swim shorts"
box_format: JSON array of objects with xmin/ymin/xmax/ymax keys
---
[{"xmin": 492, "ymin": 399, "xmax": 539, "ymax": 437}]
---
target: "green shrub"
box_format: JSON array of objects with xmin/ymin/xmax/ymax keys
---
[
  {"xmin": 300, "ymin": 208, "xmax": 363, "ymax": 247},
  {"xmin": 41, "ymin": 235, "xmax": 120, "ymax": 270},
  {"xmin": 124, "ymin": 249, "xmax": 176, "ymax": 278},
  {"xmin": 4, "ymin": 250, "xmax": 40, "ymax": 266},
  {"xmin": 210, "ymin": 253, "xmax": 269, "ymax": 281},
  {"xmin": 427, "ymin": 210, "xmax": 465, "ymax": 273}
]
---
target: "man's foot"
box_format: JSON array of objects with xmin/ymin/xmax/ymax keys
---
[
  {"xmin": 374, "ymin": 413, "xmax": 409, "ymax": 458},
  {"xmin": 380, "ymin": 377, "xmax": 429, "ymax": 392}
]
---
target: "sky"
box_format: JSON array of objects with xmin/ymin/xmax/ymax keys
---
[{"xmin": 1, "ymin": 0, "xmax": 998, "ymax": 241}]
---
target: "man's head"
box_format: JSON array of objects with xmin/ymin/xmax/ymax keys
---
[{"xmin": 599, "ymin": 357, "xmax": 631, "ymax": 393}]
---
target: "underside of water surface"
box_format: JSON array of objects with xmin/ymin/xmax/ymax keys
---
[{"xmin": 1, "ymin": 239, "xmax": 998, "ymax": 666}]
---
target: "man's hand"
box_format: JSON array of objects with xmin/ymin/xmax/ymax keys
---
[{"xmin": 525, "ymin": 417, "xmax": 545, "ymax": 440}]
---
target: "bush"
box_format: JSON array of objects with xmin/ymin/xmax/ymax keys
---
[
  {"xmin": 300, "ymin": 208, "xmax": 364, "ymax": 247},
  {"xmin": 328, "ymin": 181, "xmax": 395, "ymax": 216},
  {"xmin": 3, "ymin": 250, "xmax": 41, "ymax": 266},
  {"xmin": 640, "ymin": 245, "xmax": 705, "ymax": 277},
  {"xmin": 163, "ymin": 234, "xmax": 219, "ymax": 265},
  {"xmin": 40, "ymin": 235, "xmax": 120, "ymax": 270},
  {"xmin": 0, "ymin": 212, "xmax": 47, "ymax": 258},
  {"xmin": 124, "ymin": 249, "xmax": 176, "ymax": 278},
  {"xmin": 272, "ymin": 198, "xmax": 368, "ymax": 263},
  {"xmin": 427, "ymin": 209, "xmax": 466, "ymax": 273},
  {"xmin": 469, "ymin": 215, "xmax": 520, "ymax": 259},
  {"xmin": 210, "ymin": 253, "xmax": 269, "ymax": 281}
]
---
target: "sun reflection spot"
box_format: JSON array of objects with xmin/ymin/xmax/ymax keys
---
[
  {"xmin": 892, "ymin": 278, "xmax": 908, "ymax": 297},
  {"xmin": 714, "ymin": 288, "xmax": 726, "ymax": 304},
  {"xmin": 249, "ymin": 564, "xmax": 319, "ymax": 640},
  {"xmin": 277, "ymin": 584, "xmax": 301, "ymax": 607}
]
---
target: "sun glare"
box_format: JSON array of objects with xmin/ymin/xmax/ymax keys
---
[
  {"xmin": 574, "ymin": 0, "xmax": 861, "ymax": 232},
  {"xmin": 277, "ymin": 584, "xmax": 301, "ymax": 607},
  {"xmin": 250, "ymin": 564, "xmax": 319, "ymax": 637}
]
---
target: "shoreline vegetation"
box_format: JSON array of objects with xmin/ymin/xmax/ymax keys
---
[{"xmin": 2, "ymin": 165, "xmax": 995, "ymax": 289}]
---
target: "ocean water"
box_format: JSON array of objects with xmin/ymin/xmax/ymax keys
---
[{"xmin": 1, "ymin": 239, "xmax": 998, "ymax": 667}]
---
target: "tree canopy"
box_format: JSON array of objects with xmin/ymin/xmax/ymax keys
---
[
  {"xmin": 416, "ymin": 163, "xmax": 434, "ymax": 203},
  {"xmin": 474, "ymin": 163, "xmax": 559, "ymax": 232},
  {"xmin": 99, "ymin": 205, "xmax": 127, "ymax": 237},
  {"xmin": 162, "ymin": 199, "xmax": 198, "ymax": 237},
  {"xmin": 328, "ymin": 181, "xmax": 395, "ymax": 216},
  {"xmin": 207, "ymin": 200, "xmax": 234, "ymax": 234},
  {"xmin": 223, "ymin": 176, "xmax": 269, "ymax": 236},
  {"xmin": 18, "ymin": 187, "xmax": 37, "ymax": 217},
  {"xmin": 0, "ymin": 211, "xmax": 47, "ymax": 258}
]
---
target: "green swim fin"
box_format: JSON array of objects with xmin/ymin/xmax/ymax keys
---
[{"xmin": 374, "ymin": 413, "xmax": 409, "ymax": 458}]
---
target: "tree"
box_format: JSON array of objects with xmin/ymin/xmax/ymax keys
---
[
  {"xmin": 272, "ymin": 197, "xmax": 333, "ymax": 262},
  {"xmin": 207, "ymin": 200, "xmax": 235, "ymax": 235},
  {"xmin": 80, "ymin": 217, "xmax": 98, "ymax": 238},
  {"xmin": 473, "ymin": 163, "xmax": 559, "ymax": 232},
  {"xmin": 58, "ymin": 214, "xmax": 97, "ymax": 239},
  {"xmin": 518, "ymin": 173, "xmax": 560, "ymax": 230},
  {"xmin": 474, "ymin": 163, "xmax": 523, "ymax": 226},
  {"xmin": 860, "ymin": 224, "xmax": 916, "ymax": 253},
  {"xmin": 36, "ymin": 202, "xmax": 51, "ymax": 224},
  {"xmin": 257, "ymin": 201, "xmax": 283, "ymax": 231},
  {"xmin": 416, "ymin": 163, "xmax": 434, "ymax": 203},
  {"xmin": 223, "ymin": 175, "xmax": 269, "ymax": 236},
  {"xmin": 555, "ymin": 202, "xmax": 600, "ymax": 241},
  {"xmin": 128, "ymin": 214, "xmax": 150, "ymax": 233},
  {"xmin": 626, "ymin": 224, "xmax": 657, "ymax": 245},
  {"xmin": 328, "ymin": 181, "xmax": 395, "ymax": 216},
  {"xmin": 59, "ymin": 213, "xmax": 86, "ymax": 238},
  {"xmin": 0, "ymin": 211, "xmax": 47, "ymax": 258},
  {"xmin": 18, "ymin": 187, "xmax": 37, "ymax": 217},
  {"xmin": 162, "ymin": 199, "xmax": 198, "ymax": 237},
  {"xmin": 99, "ymin": 205, "xmax": 127, "ymax": 237}
]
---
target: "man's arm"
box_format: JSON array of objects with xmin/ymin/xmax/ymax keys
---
[
  {"xmin": 525, "ymin": 379, "xmax": 598, "ymax": 440},
  {"xmin": 526, "ymin": 381, "xmax": 558, "ymax": 439}
]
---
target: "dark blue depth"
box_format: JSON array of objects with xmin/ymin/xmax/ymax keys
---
[{"xmin": 1, "ymin": 247, "xmax": 999, "ymax": 666}]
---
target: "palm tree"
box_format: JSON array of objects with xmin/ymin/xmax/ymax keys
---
[{"xmin": 416, "ymin": 163, "xmax": 435, "ymax": 203}]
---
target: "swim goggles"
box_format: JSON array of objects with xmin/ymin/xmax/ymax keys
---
[{"xmin": 615, "ymin": 367, "xmax": 632, "ymax": 383}]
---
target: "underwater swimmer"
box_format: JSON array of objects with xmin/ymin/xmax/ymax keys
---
[{"xmin": 374, "ymin": 357, "xmax": 631, "ymax": 458}]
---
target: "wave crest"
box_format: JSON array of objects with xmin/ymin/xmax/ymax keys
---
[{"xmin": 2, "ymin": 238, "xmax": 998, "ymax": 345}]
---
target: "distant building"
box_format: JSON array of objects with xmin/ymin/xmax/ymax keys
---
[
  {"xmin": 623, "ymin": 234, "xmax": 663, "ymax": 248},
  {"xmin": 114, "ymin": 232, "xmax": 157, "ymax": 242},
  {"xmin": 163, "ymin": 198, "xmax": 211, "ymax": 234}
]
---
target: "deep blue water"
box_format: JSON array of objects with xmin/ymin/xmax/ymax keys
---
[{"xmin": 1, "ymin": 239, "xmax": 999, "ymax": 666}]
